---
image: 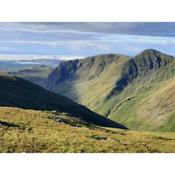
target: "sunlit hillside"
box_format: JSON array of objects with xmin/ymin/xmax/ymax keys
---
[{"xmin": 1, "ymin": 107, "xmax": 175, "ymax": 153}]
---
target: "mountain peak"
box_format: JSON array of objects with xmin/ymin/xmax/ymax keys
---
[
  {"xmin": 134, "ymin": 49, "xmax": 174, "ymax": 71},
  {"xmin": 107, "ymin": 49, "xmax": 174, "ymax": 99},
  {"xmin": 135, "ymin": 49, "xmax": 162, "ymax": 58},
  {"xmin": 141, "ymin": 48, "xmax": 161, "ymax": 53}
]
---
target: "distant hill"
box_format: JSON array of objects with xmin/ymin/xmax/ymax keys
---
[
  {"xmin": 8, "ymin": 65, "xmax": 53, "ymax": 87},
  {"xmin": 0, "ymin": 58, "xmax": 60, "ymax": 72},
  {"xmin": 0, "ymin": 58, "xmax": 61, "ymax": 87},
  {"xmin": 0, "ymin": 74, "xmax": 127, "ymax": 129},
  {"xmin": 46, "ymin": 50, "xmax": 175, "ymax": 132}
]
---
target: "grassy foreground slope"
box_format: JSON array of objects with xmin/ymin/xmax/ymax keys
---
[
  {"xmin": 0, "ymin": 107, "xmax": 175, "ymax": 153},
  {"xmin": 0, "ymin": 74, "xmax": 126, "ymax": 129}
]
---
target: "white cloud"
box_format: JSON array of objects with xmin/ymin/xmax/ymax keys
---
[
  {"xmin": 0, "ymin": 23, "xmax": 175, "ymax": 56},
  {"xmin": 0, "ymin": 54, "xmax": 84, "ymax": 61},
  {"xmin": 0, "ymin": 40, "xmax": 59, "ymax": 47},
  {"xmin": 97, "ymin": 33, "xmax": 175, "ymax": 45}
]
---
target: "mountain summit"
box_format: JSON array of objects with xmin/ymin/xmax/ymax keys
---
[{"xmin": 107, "ymin": 49, "xmax": 174, "ymax": 97}]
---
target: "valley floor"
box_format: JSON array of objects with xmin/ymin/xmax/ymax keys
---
[{"xmin": 0, "ymin": 107, "xmax": 175, "ymax": 153}]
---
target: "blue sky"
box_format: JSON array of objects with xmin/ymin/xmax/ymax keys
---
[{"xmin": 1, "ymin": 22, "xmax": 175, "ymax": 59}]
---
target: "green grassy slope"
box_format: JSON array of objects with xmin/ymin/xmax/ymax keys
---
[
  {"xmin": 0, "ymin": 107, "xmax": 175, "ymax": 153},
  {"xmin": 46, "ymin": 50, "xmax": 175, "ymax": 132},
  {"xmin": 0, "ymin": 74, "xmax": 127, "ymax": 129},
  {"xmin": 97, "ymin": 49, "xmax": 175, "ymax": 131},
  {"xmin": 47, "ymin": 54, "xmax": 130, "ymax": 111}
]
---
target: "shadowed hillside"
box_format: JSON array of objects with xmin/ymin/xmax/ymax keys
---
[{"xmin": 0, "ymin": 74, "xmax": 127, "ymax": 129}]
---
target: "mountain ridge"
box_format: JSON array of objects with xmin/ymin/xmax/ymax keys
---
[
  {"xmin": 107, "ymin": 49, "xmax": 174, "ymax": 98},
  {"xmin": 45, "ymin": 49, "xmax": 175, "ymax": 131},
  {"xmin": 47, "ymin": 53, "xmax": 128, "ymax": 90}
]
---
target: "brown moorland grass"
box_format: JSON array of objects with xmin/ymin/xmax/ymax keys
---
[{"xmin": 0, "ymin": 107, "xmax": 175, "ymax": 153}]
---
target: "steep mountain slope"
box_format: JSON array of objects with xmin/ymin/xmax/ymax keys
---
[
  {"xmin": 47, "ymin": 54, "xmax": 130, "ymax": 110},
  {"xmin": 96, "ymin": 49, "xmax": 175, "ymax": 131},
  {"xmin": 107, "ymin": 49, "xmax": 173, "ymax": 98},
  {"xmin": 0, "ymin": 74, "xmax": 127, "ymax": 129},
  {"xmin": 46, "ymin": 49, "xmax": 175, "ymax": 131}
]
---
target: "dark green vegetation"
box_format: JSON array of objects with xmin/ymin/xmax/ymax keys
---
[
  {"xmin": 0, "ymin": 74, "xmax": 127, "ymax": 129},
  {"xmin": 46, "ymin": 49, "xmax": 175, "ymax": 132},
  {"xmin": 1, "ymin": 107, "xmax": 175, "ymax": 153}
]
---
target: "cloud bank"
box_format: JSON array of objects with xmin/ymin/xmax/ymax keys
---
[{"xmin": 0, "ymin": 22, "xmax": 175, "ymax": 58}]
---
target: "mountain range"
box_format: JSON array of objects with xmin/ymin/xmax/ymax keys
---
[{"xmin": 46, "ymin": 49, "xmax": 175, "ymax": 132}]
